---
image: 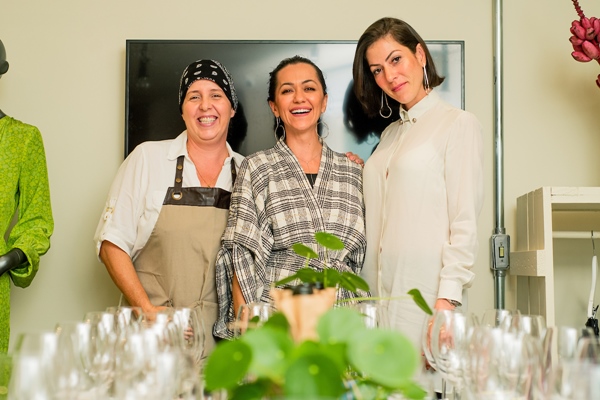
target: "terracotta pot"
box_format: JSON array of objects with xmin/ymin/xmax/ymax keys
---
[{"xmin": 270, "ymin": 287, "xmax": 336, "ymax": 342}]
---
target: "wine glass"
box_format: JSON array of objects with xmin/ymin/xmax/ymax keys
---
[
  {"xmin": 351, "ymin": 301, "xmax": 389, "ymax": 329},
  {"xmin": 233, "ymin": 302, "xmax": 273, "ymax": 338},
  {"xmin": 430, "ymin": 309, "xmax": 475, "ymax": 400},
  {"xmin": 172, "ymin": 307, "xmax": 205, "ymax": 368},
  {"xmin": 53, "ymin": 321, "xmax": 95, "ymax": 397},
  {"xmin": 106, "ymin": 305, "xmax": 143, "ymax": 336},
  {"xmin": 82, "ymin": 311, "xmax": 119, "ymax": 394},
  {"xmin": 478, "ymin": 308, "xmax": 520, "ymax": 331},
  {"xmin": 512, "ymin": 314, "xmax": 547, "ymax": 340},
  {"xmin": 421, "ymin": 311, "xmax": 447, "ymax": 399},
  {"xmin": 463, "ymin": 326, "xmax": 541, "ymax": 399}
]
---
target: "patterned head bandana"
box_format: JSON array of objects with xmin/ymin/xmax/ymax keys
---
[{"xmin": 178, "ymin": 59, "xmax": 238, "ymax": 112}]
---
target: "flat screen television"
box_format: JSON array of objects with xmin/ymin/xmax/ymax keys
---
[{"xmin": 125, "ymin": 40, "xmax": 464, "ymax": 161}]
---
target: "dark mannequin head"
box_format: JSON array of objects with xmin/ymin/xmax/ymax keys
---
[{"xmin": 0, "ymin": 40, "xmax": 9, "ymax": 77}]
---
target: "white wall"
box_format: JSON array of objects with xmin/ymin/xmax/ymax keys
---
[{"xmin": 1, "ymin": 0, "xmax": 599, "ymax": 345}]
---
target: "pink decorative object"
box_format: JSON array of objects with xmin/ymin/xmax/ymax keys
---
[{"xmin": 570, "ymin": 0, "xmax": 600, "ymax": 88}]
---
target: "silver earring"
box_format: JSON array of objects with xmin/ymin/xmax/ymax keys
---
[
  {"xmin": 423, "ymin": 65, "xmax": 430, "ymax": 93},
  {"xmin": 274, "ymin": 117, "xmax": 286, "ymax": 141},
  {"xmin": 379, "ymin": 91, "xmax": 392, "ymax": 119},
  {"xmin": 317, "ymin": 120, "xmax": 330, "ymax": 139}
]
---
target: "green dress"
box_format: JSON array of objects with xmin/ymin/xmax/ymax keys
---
[{"xmin": 0, "ymin": 116, "xmax": 53, "ymax": 353}]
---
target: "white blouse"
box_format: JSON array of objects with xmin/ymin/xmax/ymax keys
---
[
  {"xmin": 94, "ymin": 132, "xmax": 244, "ymax": 260},
  {"xmin": 362, "ymin": 90, "xmax": 484, "ymax": 346}
]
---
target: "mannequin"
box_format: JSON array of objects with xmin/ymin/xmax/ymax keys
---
[
  {"xmin": 0, "ymin": 39, "xmax": 7, "ymax": 119},
  {"xmin": 0, "ymin": 39, "xmax": 54, "ymax": 353},
  {"xmin": 0, "ymin": 40, "xmax": 27, "ymax": 277}
]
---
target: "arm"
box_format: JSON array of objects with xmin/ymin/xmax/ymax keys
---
[
  {"xmin": 99, "ymin": 240, "xmax": 161, "ymax": 313},
  {"xmin": 0, "ymin": 249, "xmax": 26, "ymax": 277},
  {"xmin": 437, "ymin": 112, "xmax": 484, "ymax": 307},
  {"xmin": 215, "ymin": 158, "xmax": 273, "ymax": 338},
  {"xmin": 8, "ymin": 127, "xmax": 54, "ymax": 288},
  {"xmin": 232, "ymin": 272, "xmax": 246, "ymax": 317}
]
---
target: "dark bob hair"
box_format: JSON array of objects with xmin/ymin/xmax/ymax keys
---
[{"xmin": 352, "ymin": 17, "xmax": 445, "ymax": 117}]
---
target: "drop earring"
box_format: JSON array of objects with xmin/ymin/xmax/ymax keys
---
[
  {"xmin": 423, "ymin": 64, "xmax": 430, "ymax": 93},
  {"xmin": 379, "ymin": 91, "xmax": 392, "ymax": 119}
]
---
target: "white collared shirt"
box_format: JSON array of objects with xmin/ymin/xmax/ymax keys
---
[
  {"xmin": 362, "ymin": 90, "xmax": 484, "ymax": 346},
  {"xmin": 94, "ymin": 131, "xmax": 244, "ymax": 260}
]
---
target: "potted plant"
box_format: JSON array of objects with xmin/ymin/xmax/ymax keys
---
[{"xmin": 204, "ymin": 232, "xmax": 433, "ymax": 399}]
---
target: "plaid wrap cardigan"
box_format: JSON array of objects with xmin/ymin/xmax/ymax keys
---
[{"xmin": 214, "ymin": 139, "xmax": 366, "ymax": 338}]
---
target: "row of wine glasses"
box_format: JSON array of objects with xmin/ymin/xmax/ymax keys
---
[
  {"xmin": 421, "ymin": 307, "xmax": 600, "ymax": 400},
  {"xmin": 232, "ymin": 299, "xmax": 392, "ymax": 337},
  {"xmin": 7, "ymin": 306, "xmax": 206, "ymax": 399}
]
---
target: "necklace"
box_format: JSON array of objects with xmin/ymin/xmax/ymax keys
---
[
  {"xmin": 194, "ymin": 164, "xmax": 219, "ymax": 188},
  {"xmin": 296, "ymin": 151, "xmax": 321, "ymax": 173}
]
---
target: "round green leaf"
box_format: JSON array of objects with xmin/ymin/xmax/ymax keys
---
[
  {"xmin": 230, "ymin": 379, "xmax": 270, "ymax": 400},
  {"xmin": 292, "ymin": 243, "xmax": 318, "ymax": 259},
  {"xmin": 398, "ymin": 380, "xmax": 428, "ymax": 399},
  {"xmin": 263, "ymin": 312, "xmax": 290, "ymax": 333},
  {"xmin": 315, "ymin": 232, "xmax": 345, "ymax": 250},
  {"xmin": 347, "ymin": 328, "xmax": 419, "ymax": 388},
  {"xmin": 284, "ymin": 352, "xmax": 346, "ymax": 398},
  {"xmin": 243, "ymin": 327, "xmax": 294, "ymax": 380},
  {"xmin": 204, "ymin": 339, "xmax": 252, "ymax": 391},
  {"xmin": 317, "ymin": 307, "xmax": 365, "ymax": 344},
  {"xmin": 340, "ymin": 272, "xmax": 370, "ymax": 292}
]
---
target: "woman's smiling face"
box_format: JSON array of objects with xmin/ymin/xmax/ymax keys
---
[
  {"xmin": 181, "ymin": 79, "xmax": 235, "ymax": 146},
  {"xmin": 268, "ymin": 62, "xmax": 328, "ymax": 137}
]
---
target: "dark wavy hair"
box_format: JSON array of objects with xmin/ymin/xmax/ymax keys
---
[{"xmin": 352, "ymin": 17, "xmax": 445, "ymax": 117}]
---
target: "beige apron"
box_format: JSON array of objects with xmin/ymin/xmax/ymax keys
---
[{"xmin": 134, "ymin": 155, "xmax": 236, "ymax": 356}]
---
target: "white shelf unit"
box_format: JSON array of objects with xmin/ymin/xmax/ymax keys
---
[{"xmin": 512, "ymin": 187, "xmax": 600, "ymax": 327}]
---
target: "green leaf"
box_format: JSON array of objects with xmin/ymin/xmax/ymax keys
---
[
  {"xmin": 407, "ymin": 288, "xmax": 433, "ymax": 315},
  {"xmin": 292, "ymin": 243, "xmax": 318, "ymax": 259},
  {"xmin": 322, "ymin": 268, "xmax": 341, "ymax": 288},
  {"xmin": 398, "ymin": 380, "xmax": 428, "ymax": 399},
  {"xmin": 296, "ymin": 268, "xmax": 322, "ymax": 283},
  {"xmin": 315, "ymin": 232, "xmax": 345, "ymax": 250},
  {"xmin": 284, "ymin": 352, "xmax": 346, "ymax": 398},
  {"xmin": 317, "ymin": 308, "xmax": 365, "ymax": 345},
  {"xmin": 347, "ymin": 328, "xmax": 419, "ymax": 388},
  {"xmin": 230, "ymin": 379, "xmax": 270, "ymax": 400},
  {"xmin": 263, "ymin": 312, "xmax": 290, "ymax": 333},
  {"xmin": 243, "ymin": 327, "xmax": 294, "ymax": 381},
  {"xmin": 275, "ymin": 268, "xmax": 320, "ymax": 287},
  {"xmin": 204, "ymin": 339, "xmax": 252, "ymax": 391},
  {"xmin": 341, "ymin": 272, "xmax": 370, "ymax": 292}
]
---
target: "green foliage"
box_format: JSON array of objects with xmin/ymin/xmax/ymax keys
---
[
  {"xmin": 276, "ymin": 232, "xmax": 369, "ymax": 294},
  {"xmin": 315, "ymin": 232, "xmax": 345, "ymax": 250},
  {"xmin": 204, "ymin": 306, "xmax": 428, "ymax": 400},
  {"xmin": 407, "ymin": 288, "xmax": 433, "ymax": 315}
]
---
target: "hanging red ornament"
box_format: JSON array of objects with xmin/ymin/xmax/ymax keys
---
[{"xmin": 570, "ymin": 0, "xmax": 600, "ymax": 88}]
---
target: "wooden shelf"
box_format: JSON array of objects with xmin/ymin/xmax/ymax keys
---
[{"xmin": 512, "ymin": 187, "xmax": 600, "ymax": 327}]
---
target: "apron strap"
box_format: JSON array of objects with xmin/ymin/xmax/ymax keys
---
[
  {"xmin": 230, "ymin": 157, "xmax": 237, "ymax": 183},
  {"xmin": 171, "ymin": 155, "xmax": 185, "ymax": 201}
]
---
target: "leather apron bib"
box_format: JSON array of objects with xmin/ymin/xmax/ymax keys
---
[{"xmin": 134, "ymin": 155, "xmax": 236, "ymax": 356}]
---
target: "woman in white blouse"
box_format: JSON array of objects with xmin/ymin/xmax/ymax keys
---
[{"xmin": 352, "ymin": 17, "xmax": 484, "ymax": 354}]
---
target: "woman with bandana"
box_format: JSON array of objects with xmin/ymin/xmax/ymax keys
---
[
  {"xmin": 94, "ymin": 59, "xmax": 244, "ymax": 355},
  {"xmin": 214, "ymin": 56, "xmax": 367, "ymax": 339}
]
